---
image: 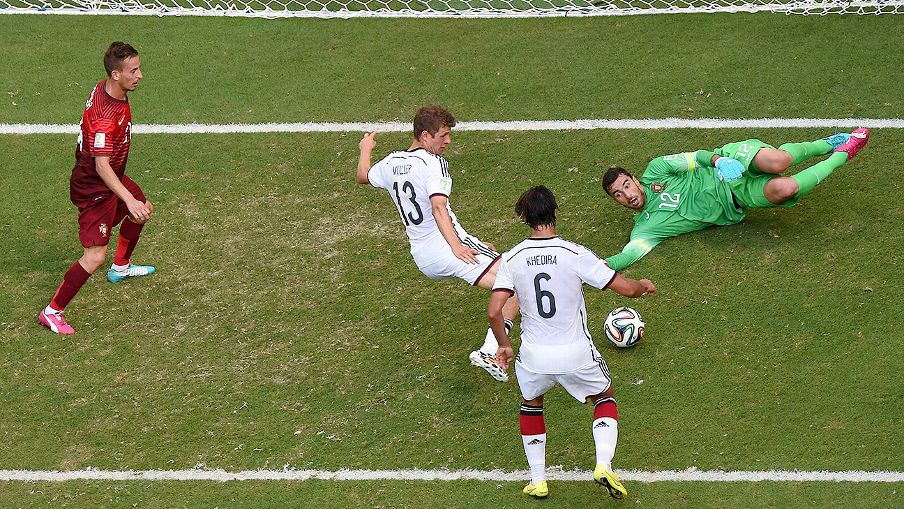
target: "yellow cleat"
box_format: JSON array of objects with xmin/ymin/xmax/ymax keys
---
[
  {"xmin": 523, "ymin": 480, "xmax": 549, "ymax": 498},
  {"xmin": 594, "ymin": 464, "xmax": 627, "ymax": 499}
]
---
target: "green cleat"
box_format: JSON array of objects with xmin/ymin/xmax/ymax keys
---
[
  {"xmin": 523, "ymin": 480, "xmax": 549, "ymax": 498},
  {"xmin": 594, "ymin": 464, "xmax": 627, "ymax": 499}
]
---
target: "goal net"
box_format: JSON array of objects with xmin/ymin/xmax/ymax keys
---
[{"xmin": 1, "ymin": 0, "xmax": 901, "ymax": 17}]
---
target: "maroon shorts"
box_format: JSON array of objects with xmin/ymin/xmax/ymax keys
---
[{"xmin": 76, "ymin": 175, "xmax": 146, "ymax": 248}]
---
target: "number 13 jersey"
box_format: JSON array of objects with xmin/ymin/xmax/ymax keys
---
[
  {"xmin": 368, "ymin": 148, "xmax": 469, "ymax": 250},
  {"xmin": 494, "ymin": 237, "xmax": 616, "ymax": 374}
]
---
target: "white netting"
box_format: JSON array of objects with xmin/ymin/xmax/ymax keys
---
[{"xmin": 0, "ymin": 0, "xmax": 901, "ymax": 17}]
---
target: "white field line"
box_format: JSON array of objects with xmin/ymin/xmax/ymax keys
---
[
  {"xmin": 1, "ymin": 118, "xmax": 904, "ymax": 135},
  {"xmin": 0, "ymin": 467, "xmax": 902, "ymax": 483}
]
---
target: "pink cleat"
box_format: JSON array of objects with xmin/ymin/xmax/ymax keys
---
[
  {"xmin": 833, "ymin": 128, "xmax": 870, "ymax": 160},
  {"xmin": 39, "ymin": 308, "xmax": 75, "ymax": 335}
]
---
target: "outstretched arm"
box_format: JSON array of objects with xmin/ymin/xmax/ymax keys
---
[
  {"xmin": 355, "ymin": 131, "xmax": 378, "ymax": 185},
  {"xmin": 607, "ymin": 273, "xmax": 656, "ymax": 298},
  {"xmin": 604, "ymin": 238, "xmax": 660, "ymax": 271}
]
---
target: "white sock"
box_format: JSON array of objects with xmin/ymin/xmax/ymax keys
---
[
  {"xmin": 522, "ymin": 433, "xmax": 547, "ymax": 484},
  {"xmin": 480, "ymin": 320, "xmax": 513, "ymax": 354},
  {"xmin": 592, "ymin": 417, "xmax": 618, "ymax": 469},
  {"xmin": 111, "ymin": 263, "xmax": 129, "ymax": 272}
]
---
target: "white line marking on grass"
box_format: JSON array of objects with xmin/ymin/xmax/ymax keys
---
[
  {"xmin": 1, "ymin": 468, "xmax": 902, "ymax": 483},
  {"xmin": 2, "ymin": 118, "xmax": 904, "ymax": 135}
]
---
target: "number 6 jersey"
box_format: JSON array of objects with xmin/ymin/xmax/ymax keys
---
[{"xmin": 493, "ymin": 237, "xmax": 616, "ymax": 374}]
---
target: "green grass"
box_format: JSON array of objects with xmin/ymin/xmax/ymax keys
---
[
  {"xmin": 0, "ymin": 15, "xmax": 901, "ymax": 124},
  {"xmin": 1, "ymin": 12, "xmax": 903, "ymax": 509},
  {"xmin": 1, "ymin": 130, "xmax": 902, "ymax": 506}
]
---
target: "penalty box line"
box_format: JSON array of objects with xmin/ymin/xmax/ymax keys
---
[
  {"xmin": 1, "ymin": 468, "xmax": 903, "ymax": 483},
  {"xmin": 1, "ymin": 118, "xmax": 904, "ymax": 135}
]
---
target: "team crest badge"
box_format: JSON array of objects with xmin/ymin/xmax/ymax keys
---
[
  {"xmin": 651, "ymin": 182, "xmax": 666, "ymax": 193},
  {"xmin": 99, "ymin": 223, "xmax": 108, "ymax": 237}
]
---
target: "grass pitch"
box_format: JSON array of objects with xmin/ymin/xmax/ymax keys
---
[{"xmin": 1, "ymin": 12, "xmax": 902, "ymax": 509}]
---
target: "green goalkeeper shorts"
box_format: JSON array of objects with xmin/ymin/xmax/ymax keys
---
[
  {"xmin": 714, "ymin": 139, "xmax": 774, "ymax": 174},
  {"xmin": 717, "ymin": 139, "xmax": 800, "ymax": 208},
  {"xmin": 727, "ymin": 172, "xmax": 797, "ymax": 209}
]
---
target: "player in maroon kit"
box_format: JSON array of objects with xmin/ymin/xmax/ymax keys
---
[{"xmin": 39, "ymin": 42, "xmax": 155, "ymax": 335}]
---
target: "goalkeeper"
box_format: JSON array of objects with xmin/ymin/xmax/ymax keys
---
[{"xmin": 601, "ymin": 129, "xmax": 870, "ymax": 271}]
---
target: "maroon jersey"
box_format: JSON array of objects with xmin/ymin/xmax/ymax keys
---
[{"xmin": 70, "ymin": 80, "xmax": 133, "ymax": 207}]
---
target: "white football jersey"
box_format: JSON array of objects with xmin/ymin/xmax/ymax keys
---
[
  {"xmin": 494, "ymin": 237, "xmax": 616, "ymax": 374},
  {"xmin": 368, "ymin": 148, "xmax": 467, "ymax": 249}
]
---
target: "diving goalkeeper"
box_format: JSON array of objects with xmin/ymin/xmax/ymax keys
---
[{"xmin": 601, "ymin": 129, "xmax": 870, "ymax": 271}]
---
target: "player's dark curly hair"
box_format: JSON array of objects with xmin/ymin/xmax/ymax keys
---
[
  {"xmin": 602, "ymin": 166, "xmax": 634, "ymax": 195},
  {"xmin": 515, "ymin": 185, "xmax": 557, "ymax": 230},
  {"xmin": 104, "ymin": 42, "xmax": 139, "ymax": 76},
  {"xmin": 413, "ymin": 104, "xmax": 456, "ymax": 139}
]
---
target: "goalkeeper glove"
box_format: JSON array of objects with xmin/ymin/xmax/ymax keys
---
[{"xmin": 715, "ymin": 157, "xmax": 745, "ymax": 182}]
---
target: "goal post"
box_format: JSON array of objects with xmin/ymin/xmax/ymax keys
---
[{"xmin": 1, "ymin": 0, "xmax": 901, "ymax": 17}]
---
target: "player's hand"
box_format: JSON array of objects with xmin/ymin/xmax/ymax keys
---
[
  {"xmin": 127, "ymin": 198, "xmax": 151, "ymax": 222},
  {"xmin": 715, "ymin": 157, "xmax": 745, "ymax": 182},
  {"xmin": 495, "ymin": 345, "xmax": 514, "ymax": 371},
  {"xmin": 452, "ymin": 243, "xmax": 480, "ymax": 264},
  {"xmin": 359, "ymin": 131, "xmax": 378, "ymax": 153},
  {"xmin": 640, "ymin": 279, "xmax": 657, "ymax": 296}
]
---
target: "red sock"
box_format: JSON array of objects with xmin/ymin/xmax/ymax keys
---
[
  {"xmin": 50, "ymin": 261, "xmax": 93, "ymax": 311},
  {"xmin": 113, "ymin": 219, "xmax": 144, "ymax": 266},
  {"xmin": 520, "ymin": 404, "xmax": 546, "ymax": 435},
  {"xmin": 593, "ymin": 397, "xmax": 619, "ymax": 421}
]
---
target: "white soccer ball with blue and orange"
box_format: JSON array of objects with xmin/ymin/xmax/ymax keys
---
[{"xmin": 604, "ymin": 306, "xmax": 644, "ymax": 348}]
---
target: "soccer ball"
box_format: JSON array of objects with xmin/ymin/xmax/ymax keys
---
[{"xmin": 604, "ymin": 306, "xmax": 644, "ymax": 348}]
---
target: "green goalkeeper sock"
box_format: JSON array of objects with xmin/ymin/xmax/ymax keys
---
[
  {"xmin": 778, "ymin": 140, "xmax": 833, "ymax": 165},
  {"xmin": 792, "ymin": 152, "xmax": 847, "ymax": 197}
]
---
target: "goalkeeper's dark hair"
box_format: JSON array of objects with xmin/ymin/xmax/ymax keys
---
[
  {"xmin": 413, "ymin": 104, "xmax": 456, "ymax": 139},
  {"xmin": 104, "ymin": 42, "xmax": 139, "ymax": 76},
  {"xmin": 515, "ymin": 185, "xmax": 558, "ymax": 230},
  {"xmin": 602, "ymin": 166, "xmax": 634, "ymax": 195}
]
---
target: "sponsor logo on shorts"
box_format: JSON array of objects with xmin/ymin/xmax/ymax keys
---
[{"xmin": 99, "ymin": 223, "xmax": 108, "ymax": 237}]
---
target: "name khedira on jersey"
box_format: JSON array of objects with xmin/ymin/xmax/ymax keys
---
[{"xmin": 526, "ymin": 254, "xmax": 557, "ymax": 266}]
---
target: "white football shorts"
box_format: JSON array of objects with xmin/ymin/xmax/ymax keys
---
[
  {"xmin": 412, "ymin": 233, "xmax": 500, "ymax": 286},
  {"xmin": 515, "ymin": 357, "xmax": 612, "ymax": 403}
]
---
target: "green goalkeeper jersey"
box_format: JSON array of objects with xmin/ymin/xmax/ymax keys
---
[{"xmin": 605, "ymin": 150, "xmax": 746, "ymax": 271}]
